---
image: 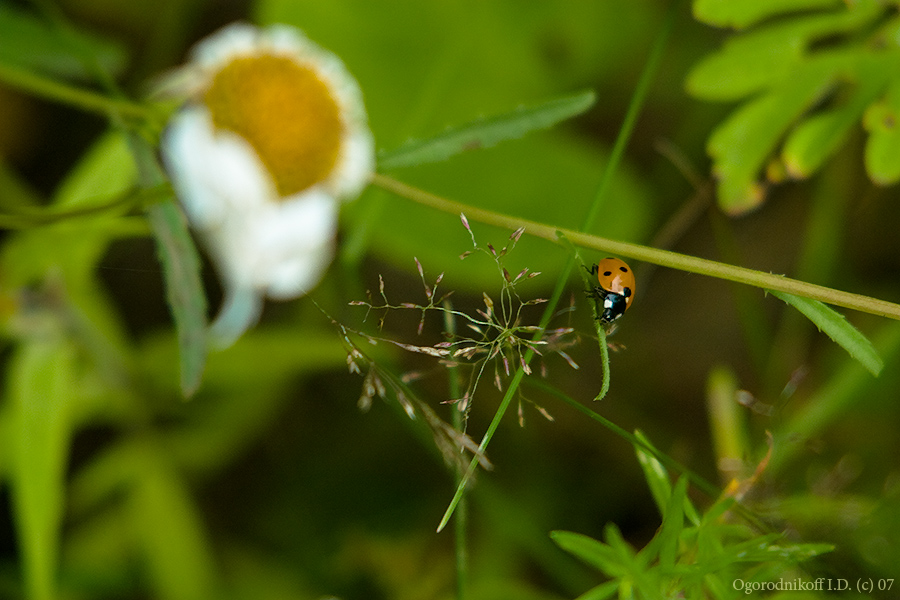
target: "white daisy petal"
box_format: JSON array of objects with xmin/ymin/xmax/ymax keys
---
[
  {"xmin": 160, "ymin": 22, "xmax": 375, "ymax": 345},
  {"xmin": 209, "ymin": 285, "xmax": 264, "ymax": 349},
  {"xmin": 190, "ymin": 22, "xmax": 260, "ymax": 70},
  {"xmin": 333, "ymin": 127, "xmax": 376, "ymax": 199},
  {"xmin": 163, "ymin": 107, "xmax": 275, "ymax": 228},
  {"xmin": 255, "ymin": 190, "xmax": 338, "ymax": 297}
]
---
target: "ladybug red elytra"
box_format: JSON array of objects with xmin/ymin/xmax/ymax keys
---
[{"xmin": 586, "ymin": 257, "xmax": 635, "ymax": 324}]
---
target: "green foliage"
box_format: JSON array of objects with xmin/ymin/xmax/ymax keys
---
[
  {"xmin": 378, "ymin": 91, "xmax": 596, "ymax": 170},
  {"xmin": 553, "ymin": 464, "xmax": 833, "ymax": 600},
  {"xmin": 688, "ymin": 0, "xmax": 900, "ymax": 213},
  {"xmin": 0, "ymin": 1, "xmax": 899, "ymax": 599},
  {"xmin": 770, "ymin": 291, "xmax": 883, "ymax": 376},
  {"xmin": 7, "ymin": 333, "xmax": 76, "ymax": 600},
  {"xmin": 145, "ymin": 198, "xmax": 207, "ymax": 396},
  {"xmin": 0, "ymin": 3, "xmax": 125, "ymax": 80}
]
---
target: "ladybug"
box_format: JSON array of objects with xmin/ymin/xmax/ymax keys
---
[{"xmin": 586, "ymin": 257, "xmax": 635, "ymax": 324}]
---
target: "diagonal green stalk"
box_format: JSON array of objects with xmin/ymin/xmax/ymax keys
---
[
  {"xmin": 434, "ymin": 1, "xmax": 680, "ymax": 533},
  {"xmin": 371, "ymin": 174, "xmax": 900, "ymax": 322},
  {"xmin": 0, "ymin": 61, "xmax": 149, "ymax": 120},
  {"xmin": 442, "ymin": 301, "xmax": 468, "ymax": 600}
]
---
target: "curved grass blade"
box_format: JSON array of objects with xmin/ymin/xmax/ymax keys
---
[
  {"xmin": 770, "ymin": 290, "xmax": 883, "ymax": 376},
  {"xmin": 378, "ymin": 90, "xmax": 595, "ymax": 170}
]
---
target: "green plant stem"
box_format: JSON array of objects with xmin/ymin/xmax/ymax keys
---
[
  {"xmin": 0, "ymin": 61, "xmax": 149, "ymax": 119},
  {"xmin": 436, "ymin": 2, "xmax": 681, "ymax": 532},
  {"xmin": 0, "ymin": 185, "xmax": 169, "ymax": 229},
  {"xmin": 370, "ymin": 174, "xmax": 900, "ymax": 322},
  {"xmin": 595, "ymin": 327, "xmax": 610, "ymax": 401},
  {"xmin": 443, "ymin": 301, "xmax": 468, "ymax": 600},
  {"xmin": 582, "ymin": 0, "xmax": 676, "ymax": 228}
]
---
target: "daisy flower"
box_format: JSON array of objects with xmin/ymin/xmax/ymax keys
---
[{"xmin": 161, "ymin": 22, "xmax": 374, "ymax": 346}]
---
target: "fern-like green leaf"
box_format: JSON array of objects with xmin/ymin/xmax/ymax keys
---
[
  {"xmin": 693, "ymin": 0, "xmax": 843, "ymax": 29},
  {"xmin": 688, "ymin": 0, "xmax": 899, "ymax": 213},
  {"xmin": 863, "ymin": 78, "xmax": 900, "ymax": 184}
]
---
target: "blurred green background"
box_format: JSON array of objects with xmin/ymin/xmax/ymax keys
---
[{"xmin": 1, "ymin": 0, "xmax": 900, "ymax": 598}]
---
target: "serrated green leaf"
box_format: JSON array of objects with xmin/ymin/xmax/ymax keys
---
[
  {"xmin": 692, "ymin": 0, "xmax": 843, "ymax": 29},
  {"xmin": 9, "ymin": 335, "xmax": 76, "ymax": 600},
  {"xmin": 708, "ymin": 62, "xmax": 835, "ymax": 214},
  {"xmin": 147, "ymin": 199, "xmax": 208, "ymax": 397},
  {"xmin": 783, "ymin": 56, "xmax": 893, "ymax": 178},
  {"xmin": 0, "ymin": 4, "xmax": 126, "ymax": 80},
  {"xmin": 550, "ymin": 531, "xmax": 627, "ymax": 577},
  {"xmin": 864, "ymin": 79, "xmax": 900, "ymax": 185},
  {"xmin": 377, "ymin": 90, "xmax": 595, "ymax": 170},
  {"xmin": 770, "ymin": 291, "xmax": 883, "ymax": 376}
]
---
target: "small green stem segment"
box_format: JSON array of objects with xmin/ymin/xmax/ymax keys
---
[
  {"xmin": 0, "ymin": 61, "xmax": 150, "ymax": 120},
  {"xmin": 595, "ymin": 327, "xmax": 610, "ymax": 401},
  {"xmin": 370, "ymin": 174, "xmax": 900, "ymax": 322},
  {"xmin": 442, "ymin": 301, "xmax": 468, "ymax": 600}
]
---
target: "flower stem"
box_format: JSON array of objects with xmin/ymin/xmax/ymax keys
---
[
  {"xmin": 370, "ymin": 174, "xmax": 900, "ymax": 321},
  {"xmin": 442, "ymin": 301, "xmax": 468, "ymax": 600},
  {"xmin": 0, "ymin": 61, "xmax": 149, "ymax": 120}
]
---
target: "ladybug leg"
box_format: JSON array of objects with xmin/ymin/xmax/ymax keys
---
[{"xmin": 583, "ymin": 263, "xmax": 600, "ymax": 277}]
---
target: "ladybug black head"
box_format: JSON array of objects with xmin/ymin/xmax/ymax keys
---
[{"xmin": 600, "ymin": 292, "xmax": 628, "ymax": 324}]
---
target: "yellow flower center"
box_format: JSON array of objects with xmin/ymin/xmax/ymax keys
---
[{"xmin": 204, "ymin": 54, "xmax": 343, "ymax": 197}]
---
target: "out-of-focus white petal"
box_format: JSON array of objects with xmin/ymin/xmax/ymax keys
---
[
  {"xmin": 209, "ymin": 285, "xmax": 263, "ymax": 349},
  {"xmin": 161, "ymin": 22, "xmax": 375, "ymax": 345},
  {"xmin": 332, "ymin": 127, "xmax": 376, "ymax": 199},
  {"xmin": 254, "ymin": 190, "xmax": 338, "ymax": 298},
  {"xmin": 190, "ymin": 22, "xmax": 260, "ymax": 69},
  {"xmin": 163, "ymin": 107, "xmax": 275, "ymax": 228}
]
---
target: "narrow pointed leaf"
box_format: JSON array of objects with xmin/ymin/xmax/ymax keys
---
[
  {"xmin": 633, "ymin": 429, "xmax": 672, "ymax": 518},
  {"xmin": 378, "ymin": 90, "xmax": 595, "ymax": 170},
  {"xmin": 9, "ymin": 337, "xmax": 75, "ymax": 600},
  {"xmin": 128, "ymin": 133, "xmax": 208, "ymax": 397},
  {"xmin": 658, "ymin": 476, "xmax": 688, "ymax": 570},
  {"xmin": 550, "ymin": 531, "xmax": 627, "ymax": 577},
  {"xmin": 770, "ymin": 290, "xmax": 883, "ymax": 376},
  {"xmin": 147, "ymin": 199, "xmax": 208, "ymax": 396}
]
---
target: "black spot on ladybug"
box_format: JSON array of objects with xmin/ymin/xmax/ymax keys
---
[
  {"xmin": 619, "ymin": 266, "xmax": 628, "ymax": 272},
  {"xmin": 603, "ymin": 271, "xmax": 612, "ymax": 277},
  {"xmin": 623, "ymin": 287, "xmax": 632, "ymax": 297}
]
